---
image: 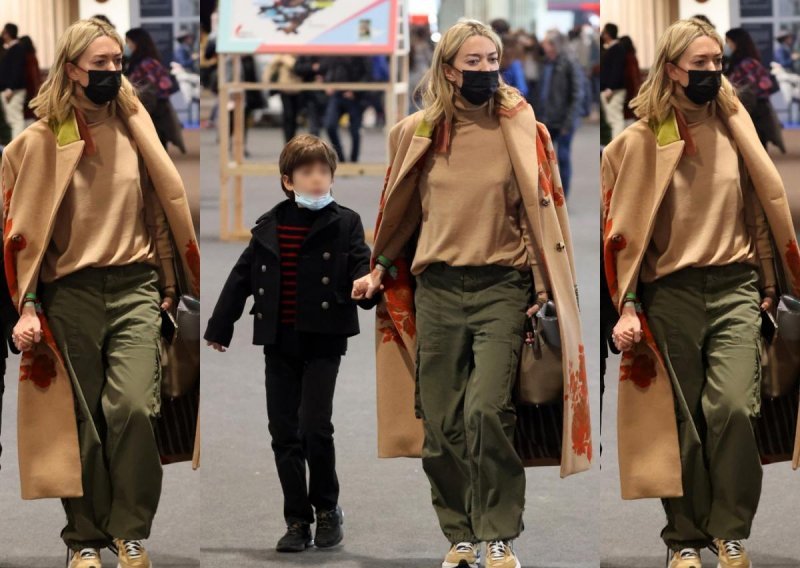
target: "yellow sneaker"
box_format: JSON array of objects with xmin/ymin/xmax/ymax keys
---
[
  {"xmin": 442, "ymin": 542, "xmax": 480, "ymax": 568},
  {"xmin": 714, "ymin": 539, "xmax": 752, "ymax": 568},
  {"xmin": 68, "ymin": 549, "xmax": 101, "ymax": 568},
  {"xmin": 114, "ymin": 539, "xmax": 152, "ymax": 568},
  {"xmin": 485, "ymin": 540, "xmax": 520, "ymax": 568},
  {"xmin": 668, "ymin": 548, "xmax": 701, "ymax": 568}
]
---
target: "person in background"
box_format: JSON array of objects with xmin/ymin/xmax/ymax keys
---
[
  {"xmin": 725, "ymin": 27, "xmax": 785, "ymax": 152},
  {"xmin": 774, "ymin": 29, "xmax": 797, "ymax": 71},
  {"xmin": 293, "ymin": 56, "xmax": 328, "ymax": 136},
  {"xmin": 368, "ymin": 54, "xmax": 389, "ymax": 127},
  {"xmin": 125, "ymin": 27, "xmax": 186, "ymax": 153},
  {"xmin": 500, "ymin": 33, "xmax": 528, "ymax": 97},
  {"xmin": 600, "ymin": 22, "xmax": 626, "ymax": 138},
  {"xmin": 537, "ymin": 29, "xmax": 582, "ymax": 197},
  {"xmin": 620, "ymin": 36, "xmax": 642, "ymax": 122},
  {"xmin": 174, "ymin": 29, "xmax": 197, "ymax": 72},
  {"xmin": 0, "ymin": 23, "xmax": 28, "ymax": 139},
  {"xmin": 321, "ymin": 56, "xmax": 372, "ymax": 163},
  {"xmin": 266, "ymin": 54, "xmax": 303, "ymax": 143},
  {"xmin": 409, "ymin": 24, "xmax": 434, "ymax": 112}
]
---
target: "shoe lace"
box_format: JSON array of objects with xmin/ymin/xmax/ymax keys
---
[
  {"xmin": 722, "ymin": 540, "xmax": 744, "ymax": 558},
  {"xmin": 678, "ymin": 548, "xmax": 700, "ymax": 559},
  {"xmin": 454, "ymin": 542, "xmax": 475, "ymax": 554},
  {"xmin": 286, "ymin": 521, "xmax": 308, "ymax": 535},
  {"xmin": 121, "ymin": 540, "xmax": 144, "ymax": 559},
  {"xmin": 316, "ymin": 510, "xmax": 338, "ymax": 530},
  {"xmin": 78, "ymin": 549, "xmax": 99, "ymax": 560},
  {"xmin": 488, "ymin": 540, "xmax": 510, "ymax": 560}
]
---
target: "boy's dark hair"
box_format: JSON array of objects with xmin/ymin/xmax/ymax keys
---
[
  {"xmin": 602, "ymin": 23, "xmax": 618, "ymax": 40},
  {"xmin": 3, "ymin": 23, "xmax": 18, "ymax": 40},
  {"xmin": 278, "ymin": 134, "xmax": 338, "ymax": 198}
]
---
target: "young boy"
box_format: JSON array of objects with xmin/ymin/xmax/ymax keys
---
[{"xmin": 204, "ymin": 134, "xmax": 379, "ymax": 552}]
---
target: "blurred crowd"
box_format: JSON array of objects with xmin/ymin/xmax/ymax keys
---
[{"xmin": 0, "ymin": 16, "xmax": 200, "ymax": 154}]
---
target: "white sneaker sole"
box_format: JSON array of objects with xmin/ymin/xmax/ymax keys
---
[{"xmin": 442, "ymin": 556, "xmax": 480, "ymax": 568}]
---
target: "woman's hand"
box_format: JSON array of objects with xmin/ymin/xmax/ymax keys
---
[
  {"xmin": 612, "ymin": 304, "xmax": 641, "ymax": 352},
  {"xmin": 13, "ymin": 305, "xmax": 41, "ymax": 352},
  {"xmin": 526, "ymin": 291, "xmax": 549, "ymax": 317},
  {"xmin": 161, "ymin": 296, "xmax": 174, "ymax": 312},
  {"xmin": 352, "ymin": 268, "xmax": 385, "ymax": 300},
  {"xmin": 206, "ymin": 341, "xmax": 227, "ymax": 353},
  {"xmin": 760, "ymin": 286, "xmax": 777, "ymax": 312}
]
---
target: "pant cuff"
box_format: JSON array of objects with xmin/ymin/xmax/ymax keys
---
[{"xmin": 444, "ymin": 532, "xmax": 478, "ymax": 544}]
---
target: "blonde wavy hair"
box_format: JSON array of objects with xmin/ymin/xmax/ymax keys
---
[
  {"xmin": 413, "ymin": 18, "xmax": 519, "ymax": 126},
  {"xmin": 628, "ymin": 18, "xmax": 738, "ymax": 124},
  {"xmin": 29, "ymin": 18, "xmax": 138, "ymax": 125}
]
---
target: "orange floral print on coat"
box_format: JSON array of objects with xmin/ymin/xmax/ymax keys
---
[{"xmin": 568, "ymin": 344, "xmax": 592, "ymax": 460}]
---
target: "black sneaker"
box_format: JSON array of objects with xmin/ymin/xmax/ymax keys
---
[
  {"xmin": 314, "ymin": 506, "xmax": 344, "ymax": 548},
  {"xmin": 276, "ymin": 521, "xmax": 312, "ymax": 553}
]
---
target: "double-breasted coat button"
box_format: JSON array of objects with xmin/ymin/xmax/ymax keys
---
[
  {"xmin": 541, "ymin": 197, "xmax": 551, "ymax": 206},
  {"xmin": 555, "ymin": 242, "xmax": 566, "ymax": 252},
  {"xmin": 258, "ymin": 288, "xmax": 265, "ymax": 295},
  {"xmin": 322, "ymin": 252, "xmax": 331, "ymax": 260},
  {"xmin": 256, "ymin": 312, "xmax": 263, "ymax": 319},
  {"xmin": 261, "ymin": 265, "xmax": 267, "ymax": 272},
  {"xmin": 321, "ymin": 301, "xmax": 330, "ymax": 310},
  {"xmin": 321, "ymin": 276, "xmax": 330, "ymax": 285}
]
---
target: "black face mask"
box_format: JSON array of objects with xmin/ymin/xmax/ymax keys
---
[
  {"xmin": 677, "ymin": 66, "xmax": 722, "ymax": 105},
  {"xmin": 456, "ymin": 69, "xmax": 500, "ymax": 105},
  {"xmin": 77, "ymin": 67, "xmax": 122, "ymax": 105}
]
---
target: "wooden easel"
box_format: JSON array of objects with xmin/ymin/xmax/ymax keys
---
[{"xmin": 217, "ymin": 1, "xmax": 410, "ymax": 240}]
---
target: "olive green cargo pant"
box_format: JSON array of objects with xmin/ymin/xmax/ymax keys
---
[
  {"xmin": 641, "ymin": 264, "xmax": 763, "ymax": 550},
  {"xmin": 41, "ymin": 264, "xmax": 163, "ymax": 550},
  {"xmin": 415, "ymin": 263, "xmax": 529, "ymax": 543}
]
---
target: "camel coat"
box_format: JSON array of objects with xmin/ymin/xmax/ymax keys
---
[
  {"xmin": 1, "ymin": 99, "xmax": 200, "ymax": 499},
  {"xmin": 602, "ymin": 99, "xmax": 800, "ymax": 500},
  {"xmin": 371, "ymin": 91, "xmax": 593, "ymax": 478}
]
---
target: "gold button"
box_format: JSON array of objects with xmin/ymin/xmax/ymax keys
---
[
  {"xmin": 555, "ymin": 242, "xmax": 565, "ymax": 252},
  {"xmin": 256, "ymin": 312, "xmax": 263, "ymax": 319}
]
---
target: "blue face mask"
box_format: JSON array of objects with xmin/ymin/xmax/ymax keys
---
[{"xmin": 295, "ymin": 189, "xmax": 334, "ymax": 210}]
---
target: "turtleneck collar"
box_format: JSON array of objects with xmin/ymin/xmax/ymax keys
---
[
  {"xmin": 70, "ymin": 87, "xmax": 114, "ymax": 125},
  {"xmin": 670, "ymin": 85, "xmax": 714, "ymax": 125},
  {"xmin": 453, "ymin": 92, "xmax": 491, "ymax": 123}
]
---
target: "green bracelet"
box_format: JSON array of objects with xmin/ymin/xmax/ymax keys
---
[
  {"xmin": 24, "ymin": 292, "xmax": 37, "ymax": 301},
  {"xmin": 376, "ymin": 255, "xmax": 393, "ymax": 269}
]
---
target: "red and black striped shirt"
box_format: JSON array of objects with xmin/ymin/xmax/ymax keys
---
[{"xmin": 277, "ymin": 205, "xmax": 317, "ymax": 326}]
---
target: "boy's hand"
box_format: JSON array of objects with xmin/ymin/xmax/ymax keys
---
[
  {"xmin": 206, "ymin": 341, "xmax": 227, "ymax": 352},
  {"xmin": 352, "ymin": 268, "xmax": 385, "ymax": 300}
]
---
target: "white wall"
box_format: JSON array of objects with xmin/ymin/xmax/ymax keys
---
[
  {"xmin": 679, "ymin": 0, "xmax": 731, "ymax": 34},
  {"xmin": 79, "ymin": 0, "xmax": 131, "ymax": 34}
]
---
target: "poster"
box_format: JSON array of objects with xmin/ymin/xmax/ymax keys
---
[{"xmin": 217, "ymin": 0, "xmax": 398, "ymax": 54}]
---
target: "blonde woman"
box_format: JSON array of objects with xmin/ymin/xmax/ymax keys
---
[
  {"xmin": 603, "ymin": 19, "xmax": 800, "ymax": 568},
  {"xmin": 1, "ymin": 19, "xmax": 199, "ymax": 568},
  {"xmin": 353, "ymin": 19, "xmax": 591, "ymax": 568}
]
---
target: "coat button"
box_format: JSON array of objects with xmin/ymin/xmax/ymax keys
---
[
  {"xmin": 256, "ymin": 312, "xmax": 263, "ymax": 319},
  {"xmin": 321, "ymin": 301, "xmax": 330, "ymax": 310},
  {"xmin": 258, "ymin": 288, "xmax": 265, "ymax": 295},
  {"xmin": 322, "ymin": 252, "xmax": 331, "ymax": 260},
  {"xmin": 11, "ymin": 234, "xmax": 21, "ymax": 242},
  {"xmin": 610, "ymin": 234, "xmax": 623, "ymax": 243},
  {"xmin": 541, "ymin": 197, "xmax": 551, "ymax": 206},
  {"xmin": 321, "ymin": 276, "xmax": 330, "ymax": 285},
  {"xmin": 261, "ymin": 265, "xmax": 267, "ymax": 272},
  {"xmin": 555, "ymin": 242, "xmax": 566, "ymax": 252}
]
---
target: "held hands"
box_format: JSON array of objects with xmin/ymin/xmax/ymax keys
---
[
  {"xmin": 12, "ymin": 305, "xmax": 41, "ymax": 352},
  {"xmin": 612, "ymin": 304, "xmax": 641, "ymax": 352},
  {"xmin": 206, "ymin": 341, "xmax": 226, "ymax": 353},
  {"xmin": 352, "ymin": 267, "xmax": 385, "ymax": 300}
]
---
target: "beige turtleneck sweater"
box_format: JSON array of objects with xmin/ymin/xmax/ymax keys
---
[
  {"xmin": 379, "ymin": 94, "xmax": 544, "ymax": 290},
  {"xmin": 41, "ymin": 93, "xmax": 176, "ymax": 293},
  {"xmin": 640, "ymin": 89, "xmax": 775, "ymax": 287}
]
